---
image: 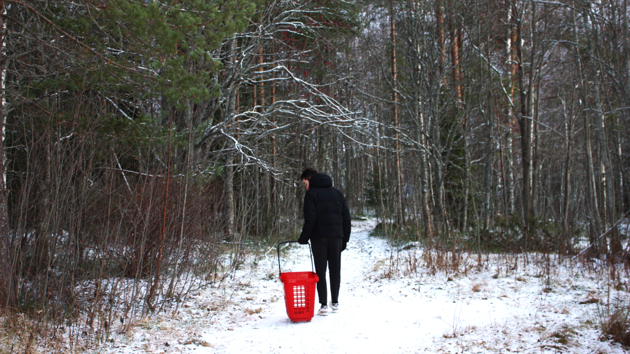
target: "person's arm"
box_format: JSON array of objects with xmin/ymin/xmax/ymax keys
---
[{"xmin": 298, "ymin": 193, "xmax": 317, "ymax": 244}]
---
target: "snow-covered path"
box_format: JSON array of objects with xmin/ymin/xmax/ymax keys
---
[
  {"xmin": 206, "ymin": 220, "xmax": 449, "ymax": 353},
  {"xmin": 108, "ymin": 219, "xmax": 627, "ymax": 353}
]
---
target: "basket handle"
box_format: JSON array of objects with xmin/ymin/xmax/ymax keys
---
[{"xmin": 277, "ymin": 241, "xmax": 315, "ymax": 275}]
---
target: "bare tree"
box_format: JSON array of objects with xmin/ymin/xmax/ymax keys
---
[{"xmin": 0, "ymin": 0, "xmax": 14, "ymax": 309}]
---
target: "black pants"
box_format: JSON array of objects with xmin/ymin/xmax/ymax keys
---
[{"xmin": 311, "ymin": 237, "xmax": 342, "ymax": 305}]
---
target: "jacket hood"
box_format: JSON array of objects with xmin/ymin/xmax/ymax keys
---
[{"xmin": 309, "ymin": 173, "xmax": 333, "ymax": 188}]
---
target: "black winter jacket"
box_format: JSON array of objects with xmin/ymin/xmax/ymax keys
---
[{"xmin": 298, "ymin": 173, "xmax": 351, "ymax": 243}]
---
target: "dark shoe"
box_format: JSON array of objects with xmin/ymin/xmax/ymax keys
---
[{"xmin": 317, "ymin": 305, "xmax": 329, "ymax": 316}]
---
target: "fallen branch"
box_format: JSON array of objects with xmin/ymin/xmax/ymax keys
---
[{"xmin": 573, "ymin": 209, "xmax": 630, "ymax": 260}]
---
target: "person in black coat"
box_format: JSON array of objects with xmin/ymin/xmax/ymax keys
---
[{"xmin": 297, "ymin": 168, "xmax": 351, "ymax": 316}]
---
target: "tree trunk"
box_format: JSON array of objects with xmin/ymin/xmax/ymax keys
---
[
  {"xmin": 572, "ymin": 4, "xmax": 602, "ymax": 253},
  {"xmin": 257, "ymin": 45, "xmax": 265, "ymax": 112},
  {"xmin": 482, "ymin": 71, "xmax": 494, "ymax": 233},
  {"xmin": 593, "ymin": 79, "xmax": 618, "ymax": 253},
  {"xmin": 506, "ymin": 2, "xmax": 518, "ymax": 219},
  {"xmin": 390, "ymin": 0, "xmax": 405, "ymax": 225},
  {"xmin": 527, "ymin": 1, "xmax": 537, "ymax": 221},
  {"xmin": 0, "ymin": 0, "xmax": 14, "ymax": 308},
  {"xmin": 462, "ymin": 126, "xmax": 470, "ymax": 233},
  {"xmin": 623, "ymin": 0, "xmax": 630, "ymax": 211},
  {"xmin": 226, "ymin": 37, "xmax": 238, "ymax": 239},
  {"xmin": 268, "ymin": 47, "xmax": 277, "ymax": 233},
  {"xmin": 435, "ymin": 0, "xmax": 446, "ymax": 74},
  {"xmin": 561, "ymin": 99, "xmax": 573, "ymax": 244},
  {"xmin": 531, "ymin": 80, "xmax": 540, "ymax": 218},
  {"xmin": 615, "ymin": 116, "xmax": 626, "ymax": 213},
  {"xmin": 514, "ymin": 3, "xmax": 532, "ymax": 233},
  {"xmin": 449, "ymin": 5, "xmax": 462, "ymax": 102},
  {"xmin": 498, "ymin": 125, "xmax": 508, "ymax": 218}
]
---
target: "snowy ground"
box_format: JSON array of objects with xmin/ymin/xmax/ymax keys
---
[{"xmin": 103, "ymin": 219, "xmax": 629, "ymax": 353}]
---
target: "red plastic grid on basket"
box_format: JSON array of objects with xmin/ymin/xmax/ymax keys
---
[{"xmin": 279, "ymin": 271, "xmax": 319, "ymax": 322}]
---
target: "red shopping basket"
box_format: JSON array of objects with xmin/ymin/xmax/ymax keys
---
[{"xmin": 277, "ymin": 241, "xmax": 319, "ymax": 322}]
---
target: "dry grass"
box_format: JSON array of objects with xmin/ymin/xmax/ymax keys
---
[
  {"xmin": 245, "ymin": 307, "xmax": 263, "ymax": 315},
  {"xmin": 0, "ymin": 312, "xmax": 94, "ymax": 353},
  {"xmin": 443, "ymin": 325, "xmax": 477, "ymax": 339},
  {"xmin": 600, "ymin": 305, "xmax": 630, "ymax": 347},
  {"xmin": 544, "ymin": 324, "xmax": 576, "ymax": 346}
]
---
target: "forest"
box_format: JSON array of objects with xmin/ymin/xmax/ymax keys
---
[{"xmin": 0, "ymin": 0, "xmax": 629, "ymax": 350}]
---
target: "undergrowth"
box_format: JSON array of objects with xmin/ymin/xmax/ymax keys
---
[
  {"xmin": 369, "ymin": 222, "xmax": 423, "ymax": 248},
  {"xmin": 372, "ymin": 215, "xmax": 587, "ymax": 255},
  {"xmin": 598, "ymin": 298, "xmax": 630, "ymax": 347}
]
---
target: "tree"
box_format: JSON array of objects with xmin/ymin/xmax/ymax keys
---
[{"xmin": 0, "ymin": 0, "xmax": 15, "ymax": 309}]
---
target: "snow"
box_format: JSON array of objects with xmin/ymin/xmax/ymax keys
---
[{"xmin": 104, "ymin": 219, "xmax": 629, "ymax": 353}]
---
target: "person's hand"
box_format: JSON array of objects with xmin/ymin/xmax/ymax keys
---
[{"xmin": 298, "ymin": 238, "xmax": 308, "ymax": 245}]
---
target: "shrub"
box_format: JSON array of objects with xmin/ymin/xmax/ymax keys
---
[{"xmin": 599, "ymin": 300, "xmax": 630, "ymax": 347}]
